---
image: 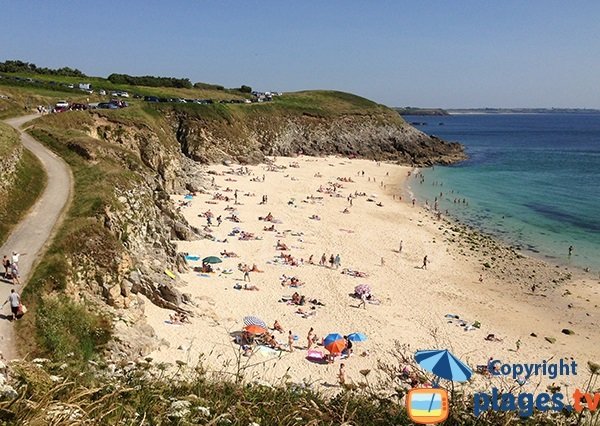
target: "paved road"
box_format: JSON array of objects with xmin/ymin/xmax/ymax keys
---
[{"xmin": 0, "ymin": 114, "xmax": 72, "ymax": 359}]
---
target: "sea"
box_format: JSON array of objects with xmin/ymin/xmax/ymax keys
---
[{"xmin": 406, "ymin": 113, "xmax": 600, "ymax": 272}]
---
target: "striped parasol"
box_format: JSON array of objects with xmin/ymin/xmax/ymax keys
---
[
  {"xmin": 243, "ymin": 315, "xmax": 267, "ymax": 329},
  {"xmin": 354, "ymin": 284, "xmax": 371, "ymax": 296}
]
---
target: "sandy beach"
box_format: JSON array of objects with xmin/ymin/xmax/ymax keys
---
[{"xmin": 143, "ymin": 156, "xmax": 599, "ymax": 390}]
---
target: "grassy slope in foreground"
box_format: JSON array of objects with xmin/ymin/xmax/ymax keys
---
[{"xmin": 0, "ymin": 122, "xmax": 46, "ymax": 245}]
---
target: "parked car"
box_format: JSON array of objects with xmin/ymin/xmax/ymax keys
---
[
  {"xmin": 144, "ymin": 96, "xmax": 160, "ymax": 102},
  {"xmin": 97, "ymin": 102, "xmax": 119, "ymax": 109},
  {"xmin": 70, "ymin": 103, "xmax": 88, "ymax": 111},
  {"xmin": 98, "ymin": 90, "xmax": 106, "ymax": 95}
]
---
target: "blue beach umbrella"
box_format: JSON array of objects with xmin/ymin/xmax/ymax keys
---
[
  {"xmin": 415, "ymin": 349, "xmax": 473, "ymax": 412},
  {"xmin": 415, "ymin": 349, "xmax": 472, "ymax": 383},
  {"xmin": 347, "ymin": 332, "xmax": 368, "ymax": 342}
]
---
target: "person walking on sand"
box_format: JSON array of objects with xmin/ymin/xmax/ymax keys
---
[
  {"xmin": 329, "ymin": 254, "xmax": 335, "ymax": 268},
  {"xmin": 334, "ymin": 254, "xmax": 341, "ymax": 269},
  {"xmin": 357, "ymin": 292, "xmax": 367, "ymax": 310},
  {"xmin": 320, "ymin": 253, "xmax": 326, "ymax": 266},
  {"xmin": 3, "ymin": 289, "xmax": 20, "ymax": 321},
  {"xmin": 381, "ymin": 257, "xmax": 385, "ymax": 266},
  {"xmin": 515, "ymin": 339, "xmax": 521, "ymax": 352},
  {"xmin": 307, "ymin": 327, "xmax": 315, "ymax": 350},
  {"xmin": 399, "ymin": 240, "xmax": 403, "ymax": 254},
  {"xmin": 479, "ymin": 274, "xmax": 483, "ymax": 283},
  {"xmin": 243, "ymin": 268, "xmax": 251, "ymax": 282},
  {"xmin": 288, "ymin": 331, "xmax": 294, "ymax": 352},
  {"xmin": 338, "ymin": 363, "xmax": 346, "ymax": 386},
  {"xmin": 422, "ymin": 255, "xmax": 428, "ymax": 270}
]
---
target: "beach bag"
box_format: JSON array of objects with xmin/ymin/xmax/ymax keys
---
[{"xmin": 17, "ymin": 304, "xmax": 27, "ymax": 315}]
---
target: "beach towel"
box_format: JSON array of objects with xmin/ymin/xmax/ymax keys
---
[
  {"xmin": 184, "ymin": 195, "xmax": 194, "ymax": 200},
  {"xmin": 307, "ymin": 349, "xmax": 324, "ymax": 359},
  {"xmin": 185, "ymin": 255, "xmax": 200, "ymax": 261},
  {"xmin": 256, "ymin": 346, "xmax": 281, "ymax": 357},
  {"xmin": 196, "ymin": 274, "xmax": 211, "ymax": 278},
  {"xmin": 164, "ymin": 269, "xmax": 177, "ymax": 279}
]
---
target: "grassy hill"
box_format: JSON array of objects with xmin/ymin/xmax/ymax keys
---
[{"xmin": 0, "ymin": 122, "xmax": 46, "ymax": 245}]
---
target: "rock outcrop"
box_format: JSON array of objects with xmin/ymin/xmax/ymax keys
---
[{"xmin": 171, "ymin": 111, "xmax": 466, "ymax": 165}]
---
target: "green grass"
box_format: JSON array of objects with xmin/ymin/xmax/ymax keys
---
[
  {"xmin": 16, "ymin": 118, "xmax": 132, "ymax": 362},
  {"xmin": 0, "ymin": 124, "xmax": 47, "ymax": 245}
]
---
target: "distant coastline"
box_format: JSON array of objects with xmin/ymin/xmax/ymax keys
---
[{"xmin": 396, "ymin": 106, "xmax": 600, "ymax": 116}]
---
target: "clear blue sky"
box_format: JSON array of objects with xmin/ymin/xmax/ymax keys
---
[{"xmin": 2, "ymin": 1, "xmax": 599, "ymax": 108}]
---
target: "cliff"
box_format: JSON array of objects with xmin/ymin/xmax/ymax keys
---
[{"xmin": 168, "ymin": 91, "xmax": 464, "ymax": 165}]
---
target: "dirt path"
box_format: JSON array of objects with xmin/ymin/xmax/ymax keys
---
[{"xmin": 0, "ymin": 114, "xmax": 72, "ymax": 359}]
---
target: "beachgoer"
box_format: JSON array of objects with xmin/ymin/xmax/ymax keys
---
[
  {"xmin": 10, "ymin": 263, "xmax": 20, "ymax": 285},
  {"xmin": 358, "ymin": 293, "xmax": 367, "ymax": 309},
  {"xmin": 2, "ymin": 256, "xmax": 10, "ymax": 278},
  {"xmin": 338, "ymin": 363, "xmax": 346, "ymax": 386},
  {"xmin": 11, "ymin": 252, "xmax": 23, "ymax": 265},
  {"xmin": 243, "ymin": 269, "xmax": 251, "ymax": 282},
  {"xmin": 422, "ymin": 255, "xmax": 428, "ymax": 270},
  {"xmin": 479, "ymin": 274, "xmax": 483, "ymax": 283},
  {"xmin": 288, "ymin": 331, "xmax": 294, "ymax": 352},
  {"xmin": 320, "ymin": 253, "xmax": 326, "ymax": 266},
  {"xmin": 216, "ymin": 215, "xmax": 222, "ymax": 226},
  {"xmin": 329, "ymin": 254, "xmax": 335, "ymax": 268},
  {"xmin": 515, "ymin": 339, "xmax": 521, "ymax": 352},
  {"xmin": 568, "ymin": 245, "xmax": 573, "ymax": 256},
  {"xmin": 307, "ymin": 327, "xmax": 315, "ymax": 350},
  {"xmin": 274, "ymin": 320, "xmax": 284, "ymax": 333},
  {"xmin": 243, "ymin": 283, "xmax": 259, "ymax": 291},
  {"xmin": 308, "ymin": 255, "xmax": 314, "ymax": 264},
  {"xmin": 334, "ymin": 254, "xmax": 341, "ymax": 269},
  {"xmin": 531, "ymin": 283, "xmax": 536, "ymax": 293},
  {"xmin": 3, "ymin": 289, "xmax": 20, "ymax": 320},
  {"xmin": 381, "ymin": 257, "xmax": 385, "ymax": 266},
  {"xmin": 399, "ymin": 240, "xmax": 403, "ymax": 253}
]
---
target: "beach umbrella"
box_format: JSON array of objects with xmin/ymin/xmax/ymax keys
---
[
  {"xmin": 244, "ymin": 324, "xmax": 267, "ymax": 335},
  {"xmin": 415, "ymin": 349, "xmax": 472, "ymax": 383},
  {"xmin": 243, "ymin": 315, "xmax": 267, "ymax": 328},
  {"xmin": 354, "ymin": 284, "xmax": 371, "ymax": 296},
  {"xmin": 202, "ymin": 256, "xmax": 222, "ymax": 264},
  {"xmin": 323, "ymin": 333, "xmax": 346, "ymax": 354},
  {"xmin": 347, "ymin": 332, "xmax": 367, "ymax": 342}
]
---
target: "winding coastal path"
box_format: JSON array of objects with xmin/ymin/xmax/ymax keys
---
[{"xmin": 0, "ymin": 114, "xmax": 72, "ymax": 359}]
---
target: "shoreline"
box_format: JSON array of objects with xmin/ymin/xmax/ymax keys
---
[
  {"xmin": 407, "ymin": 168, "xmax": 599, "ymax": 275},
  {"xmin": 142, "ymin": 156, "xmax": 599, "ymax": 391}
]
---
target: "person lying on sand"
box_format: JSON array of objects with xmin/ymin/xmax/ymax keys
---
[
  {"xmin": 484, "ymin": 334, "xmax": 503, "ymax": 342},
  {"xmin": 263, "ymin": 224, "xmax": 277, "ymax": 232},
  {"xmin": 273, "ymin": 320, "xmax": 284, "ymax": 333},
  {"xmin": 276, "ymin": 240, "xmax": 289, "ymax": 250},
  {"xmin": 342, "ymin": 208, "xmax": 350, "ymax": 214},
  {"xmin": 264, "ymin": 334, "xmax": 283, "ymax": 350},
  {"xmin": 220, "ymin": 250, "xmax": 238, "ymax": 258},
  {"xmin": 243, "ymin": 283, "xmax": 259, "ymax": 291},
  {"xmin": 250, "ymin": 263, "xmax": 263, "ymax": 272}
]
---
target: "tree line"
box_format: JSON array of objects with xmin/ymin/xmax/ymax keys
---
[
  {"xmin": 107, "ymin": 73, "xmax": 193, "ymax": 89},
  {"xmin": 0, "ymin": 60, "xmax": 86, "ymax": 77}
]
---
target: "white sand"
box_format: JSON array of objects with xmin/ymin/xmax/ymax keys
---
[{"xmin": 143, "ymin": 156, "xmax": 599, "ymax": 389}]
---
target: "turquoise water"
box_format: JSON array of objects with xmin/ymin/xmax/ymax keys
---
[{"xmin": 407, "ymin": 114, "xmax": 600, "ymax": 272}]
